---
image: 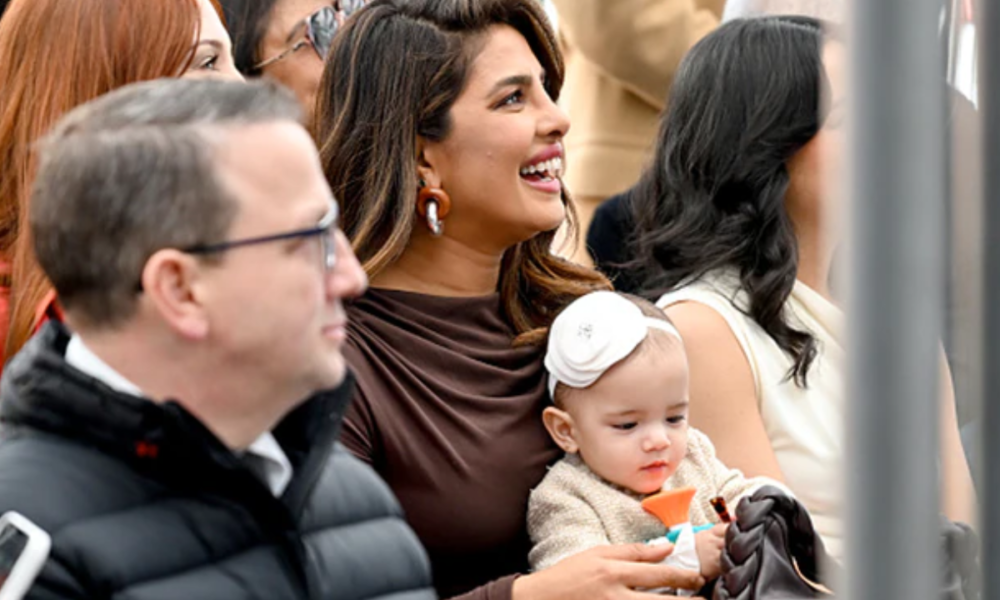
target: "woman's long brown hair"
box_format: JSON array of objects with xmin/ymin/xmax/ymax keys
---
[
  {"xmin": 313, "ymin": 0, "xmax": 610, "ymax": 341},
  {"xmin": 0, "ymin": 0, "xmax": 208, "ymax": 358}
]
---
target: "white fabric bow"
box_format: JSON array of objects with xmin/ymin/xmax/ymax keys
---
[{"xmin": 545, "ymin": 291, "xmax": 681, "ymax": 398}]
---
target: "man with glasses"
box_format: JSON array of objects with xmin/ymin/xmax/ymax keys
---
[{"xmin": 0, "ymin": 79, "xmax": 435, "ymax": 600}]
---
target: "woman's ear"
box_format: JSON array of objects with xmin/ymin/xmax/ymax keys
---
[
  {"xmin": 542, "ymin": 406, "xmax": 579, "ymax": 454},
  {"xmin": 415, "ymin": 136, "xmax": 442, "ymax": 189}
]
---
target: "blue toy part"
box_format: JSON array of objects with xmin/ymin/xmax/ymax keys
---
[{"xmin": 665, "ymin": 523, "xmax": 714, "ymax": 544}]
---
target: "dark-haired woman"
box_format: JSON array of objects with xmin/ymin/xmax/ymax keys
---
[
  {"xmin": 220, "ymin": 0, "xmax": 365, "ymax": 114},
  {"xmin": 632, "ymin": 16, "xmax": 975, "ymax": 558},
  {"xmin": 313, "ymin": 1, "xmax": 708, "ymax": 598}
]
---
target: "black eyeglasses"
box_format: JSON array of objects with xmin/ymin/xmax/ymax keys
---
[
  {"xmin": 254, "ymin": 1, "xmax": 367, "ymax": 70},
  {"xmin": 135, "ymin": 205, "xmax": 339, "ymax": 294},
  {"xmin": 182, "ymin": 203, "xmax": 339, "ymax": 271}
]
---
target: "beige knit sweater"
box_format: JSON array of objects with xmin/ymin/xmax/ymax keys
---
[{"xmin": 527, "ymin": 428, "xmax": 786, "ymax": 571}]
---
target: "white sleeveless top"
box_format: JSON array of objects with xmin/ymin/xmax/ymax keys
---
[{"xmin": 658, "ymin": 271, "xmax": 845, "ymax": 558}]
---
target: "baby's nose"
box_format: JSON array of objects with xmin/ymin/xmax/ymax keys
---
[{"xmin": 643, "ymin": 427, "xmax": 670, "ymax": 452}]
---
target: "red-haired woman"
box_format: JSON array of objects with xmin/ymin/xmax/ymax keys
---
[{"xmin": 0, "ymin": 0, "xmax": 241, "ymax": 368}]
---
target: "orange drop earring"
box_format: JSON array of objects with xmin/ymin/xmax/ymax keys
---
[{"xmin": 416, "ymin": 185, "xmax": 451, "ymax": 237}]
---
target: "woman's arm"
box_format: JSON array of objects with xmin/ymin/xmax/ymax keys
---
[
  {"xmin": 445, "ymin": 536, "xmax": 705, "ymax": 600},
  {"xmin": 511, "ymin": 544, "xmax": 704, "ymax": 600},
  {"xmin": 665, "ymin": 301, "xmax": 786, "ymax": 481},
  {"xmin": 939, "ymin": 357, "xmax": 977, "ymax": 524},
  {"xmin": 668, "ymin": 302, "xmax": 977, "ymax": 522}
]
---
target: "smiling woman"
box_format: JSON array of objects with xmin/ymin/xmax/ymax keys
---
[
  {"xmin": 310, "ymin": 2, "xmax": 720, "ymax": 600},
  {"xmin": 0, "ymin": 0, "xmax": 240, "ymax": 366}
]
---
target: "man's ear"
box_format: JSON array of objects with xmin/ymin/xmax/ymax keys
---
[
  {"xmin": 542, "ymin": 406, "xmax": 579, "ymax": 454},
  {"xmin": 415, "ymin": 136, "xmax": 442, "ymax": 189},
  {"xmin": 139, "ymin": 249, "xmax": 210, "ymax": 340}
]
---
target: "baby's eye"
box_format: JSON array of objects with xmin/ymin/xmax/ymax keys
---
[
  {"xmin": 612, "ymin": 422, "xmax": 637, "ymax": 431},
  {"xmin": 667, "ymin": 415, "xmax": 687, "ymax": 425}
]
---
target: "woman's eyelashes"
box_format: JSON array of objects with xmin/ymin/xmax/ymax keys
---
[
  {"xmin": 496, "ymin": 89, "xmax": 524, "ymax": 108},
  {"xmin": 196, "ymin": 53, "xmax": 220, "ymax": 71},
  {"xmin": 494, "ymin": 71, "xmax": 551, "ymax": 110}
]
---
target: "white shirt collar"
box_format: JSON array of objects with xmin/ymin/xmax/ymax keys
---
[
  {"xmin": 65, "ymin": 335, "xmax": 142, "ymax": 396},
  {"xmin": 64, "ymin": 335, "xmax": 293, "ymax": 497},
  {"xmin": 244, "ymin": 433, "xmax": 293, "ymax": 497}
]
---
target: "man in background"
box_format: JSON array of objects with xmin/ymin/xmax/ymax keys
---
[{"xmin": 0, "ymin": 79, "xmax": 435, "ymax": 600}]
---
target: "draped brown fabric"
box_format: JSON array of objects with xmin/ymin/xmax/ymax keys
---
[{"xmin": 342, "ymin": 288, "xmax": 561, "ymax": 600}]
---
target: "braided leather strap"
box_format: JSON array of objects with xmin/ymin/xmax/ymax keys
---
[
  {"xmin": 712, "ymin": 487, "xmax": 980, "ymax": 600},
  {"xmin": 713, "ymin": 486, "xmax": 836, "ymax": 600}
]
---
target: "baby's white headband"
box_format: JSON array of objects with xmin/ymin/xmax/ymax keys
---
[{"xmin": 544, "ymin": 291, "xmax": 682, "ymax": 399}]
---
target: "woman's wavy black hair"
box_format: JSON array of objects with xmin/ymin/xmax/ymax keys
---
[{"xmin": 631, "ymin": 15, "xmax": 832, "ymax": 386}]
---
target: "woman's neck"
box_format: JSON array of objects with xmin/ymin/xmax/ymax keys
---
[
  {"xmin": 371, "ymin": 232, "xmax": 504, "ymax": 296},
  {"xmin": 795, "ymin": 226, "xmax": 836, "ymax": 302}
]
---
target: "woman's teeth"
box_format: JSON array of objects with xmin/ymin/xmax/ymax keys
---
[{"xmin": 519, "ymin": 156, "xmax": 563, "ymax": 180}]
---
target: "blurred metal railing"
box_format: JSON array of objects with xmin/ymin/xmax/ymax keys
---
[
  {"xmin": 979, "ymin": 0, "xmax": 1000, "ymax": 595},
  {"xmin": 846, "ymin": 0, "xmax": 945, "ymax": 596}
]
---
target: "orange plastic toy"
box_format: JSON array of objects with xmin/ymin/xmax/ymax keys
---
[{"xmin": 641, "ymin": 487, "xmax": 697, "ymax": 529}]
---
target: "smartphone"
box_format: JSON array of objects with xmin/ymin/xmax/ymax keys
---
[{"xmin": 0, "ymin": 512, "xmax": 51, "ymax": 600}]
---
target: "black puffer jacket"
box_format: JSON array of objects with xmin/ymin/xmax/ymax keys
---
[{"xmin": 0, "ymin": 323, "xmax": 436, "ymax": 600}]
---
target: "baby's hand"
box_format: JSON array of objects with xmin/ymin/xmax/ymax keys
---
[{"xmin": 694, "ymin": 524, "xmax": 728, "ymax": 579}]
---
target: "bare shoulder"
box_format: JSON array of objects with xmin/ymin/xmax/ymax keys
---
[
  {"xmin": 664, "ymin": 301, "xmax": 783, "ymax": 478},
  {"xmin": 663, "ymin": 301, "xmax": 752, "ymax": 379}
]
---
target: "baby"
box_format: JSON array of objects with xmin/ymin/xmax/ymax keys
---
[{"xmin": 528, "ymin": 291, "xmax": 786, "ymax": 583}]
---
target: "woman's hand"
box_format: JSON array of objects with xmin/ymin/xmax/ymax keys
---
[
  {"xmin": 694, "ymin": 524, "xmax": 727, "ymax": 579},
  {"xmin": 511, "ymin": 543, "xmax": 706, "ymax": 600}
]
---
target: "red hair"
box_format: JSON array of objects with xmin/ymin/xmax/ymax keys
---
[{"xmin": 0, "ymin": 0, "xmax": 206, "ymax": 358}]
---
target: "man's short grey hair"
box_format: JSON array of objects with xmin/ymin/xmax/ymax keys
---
[{"xmin": 31, "ymin": 79, "xmax": 303, "ymax": 328}]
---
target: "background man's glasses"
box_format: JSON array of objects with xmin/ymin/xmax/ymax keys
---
[
  {"xmin": 254, "ymin": 1, "xmax": 368, "ymax": 70},
  {"xmin": 183, "ymin": 204, "xmax": 339, "ymax": 271},
  {"xmin": 135, "ymin": 204, "xmax": 339, "ymax": 293}
]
